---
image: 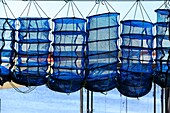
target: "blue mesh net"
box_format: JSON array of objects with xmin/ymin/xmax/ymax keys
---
[
  {"xmin": 85, "ymin": 13, "xmax": 119, "ymax": 92},
  {"xmin": 155, "ymin": 9, "xmax": 170, "ymax": 23},
  {"xmin": 117, "ymin": 20, "xmax": 154, "ymax": 97},
  {"xmin": 12, "ymin": 17, "xmax": 51, "ymax": 86},
  {"xmin": 47, "ymin": 17, "xmax": 86, "ymax": 93},
  {"xmin": 154, "ymin": 9, "xmax": 170, "ymax": 87},
  {"xmin": 0, "ymin": 18, "xmax": 16, "ymax": 85}
]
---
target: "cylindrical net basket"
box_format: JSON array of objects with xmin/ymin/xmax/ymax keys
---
[
  {"xmin": 12, "ymin": 17, "xmax": 51, "ymax": 86},
  {"xmin": 0, "ymin": 18, "xmax": 16, "ymax": 85},
  {"xmin": 47, "ymin": 17, "xmax": 87, "ymax": 93},
  {"xmin": 154, "ymin": 9, "xmax": 170, "ymax": 87},
  {"xmin": 117, "ymin": 20, "xmax": 154, "ymax": 97},
  {"xmin": 85, "ymin": 13, "xmax": 120, "ymax": 92}
]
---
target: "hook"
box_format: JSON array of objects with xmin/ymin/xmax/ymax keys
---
[
  {"xmin": 64, "ymin": 0, "xmax": 73, "ymax": 3},
  {"xmin": 95, "ymin": 0, "xmax": 99, "ymax": 4},
  {"xmin": 95, "ymin": 0, "xmax": 104, "ymax": 5},
  {"xmin": 64, "ymin": 0, "xmax": 69, "ymax": 3},
  {"xmin": 164, "ymin": 0, "xmax": 170, "ymax": 9}
]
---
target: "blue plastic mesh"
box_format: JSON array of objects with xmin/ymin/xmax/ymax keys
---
[
  {"xmin": 117, "ymin": 20, "xmax": 154, "ymax": 97},
  {"xmin": 85, "ymin": 13, "xmax": 120, "ymax": 92},
  {"xmin": 47, "ymin": 17, "xmax": 86, "ymax": 93},
  {"xmin": 12, "ymin": 17, "xmax": 51, "ymax": 86},
  {"xmin": 154, "ymin": 9, "xmax": 170, "ymax": 87},
  {"xmin": 155, "ymin": 9, "xmax": 170, "ymax": 23},
  {"xmin": 0, "ymin": 18, "xmax": 16, "ymax": 85}
]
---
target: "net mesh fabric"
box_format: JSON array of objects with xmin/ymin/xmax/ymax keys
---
[
  {"xmin": 0, "ymin": 18, "xmax": 16, "ymax": 85},
  {"xmin": 85, "ymin": 13, "xmax": 119, "ymax": 92},
  {"xmin": 12, "ymin": 18, "xmax": 51, "ymax": 86},
  {"xmin": 117, "ymin": 20, "xmax": 154, "ymax": 97},
  {"xmin": 47, "ymin": 17, "xmax": 86, "ymax": 93},
  {"xmin": 154, "ymin": 9, "xmax": 170, "ymax": 87}
]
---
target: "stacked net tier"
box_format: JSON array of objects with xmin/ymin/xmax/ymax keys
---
[
  {"xmin": 0, "ymin": 18, "xmax": 16, "ymax": 85},
  {"xmin": 47, "ymin": 18, "xmax": 86, "ymax": 93},
  {"xmin": 85, "ymin": 13, "xmax": 120, "ymax": 92},
  {"xmin": 154, "ymin": 9, "xmax": 170, "ymax": 87},
  {"xmin": 12, "ymin": 18, "xmax": 51, "ymax": 86},
  {"xmin": 118, "ymin": 20, "xmax": 154, "ymax": 97}
]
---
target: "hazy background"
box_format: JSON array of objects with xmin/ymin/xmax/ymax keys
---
[{"xmin": 0, "ymin": 1, "xmax": 165, "ymax": 113}]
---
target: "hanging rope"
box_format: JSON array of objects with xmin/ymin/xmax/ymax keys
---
[
  {"xmin": 139, "ymin": 1, "xmax": 152, "ymax": 22},
  {"xmin": 88, "ymin": 0, "xmax": 117, "ymax": 16},
  {"xmin": 105, "ymin": 0, "xmax": 117, "ymax": 12},
  {"xmin": 53, "ymin": 1, "xmax": 84, "ymax": 18},
  {"xmin": 10, "ymin": 82, "xmax": 36, "ymax": 94},
  {"xmin": 33, "ymin": 1, "xmax": 42, "ymax": 17},
  {"xmin": 96, "ymin": 1, "xmax": 101, "ymax": 14},
  {"xmin": 71, "ymin": 2, "xmax": 75, "ymax": 17},
  {"xmin": 139, "ymin": 2, "xmax": 145, "ymax": 20},
  {"xmin": 67, "ymin": 2, "xmax": 71, "ymax": 17},
  {"xmin": 34, "ymin": 0, "xmax": 49, "ymax": 18},
  {"xmin": 72, "ymin": 1, "xmax": 84, "ymax": 18},
  {"xmin": 20, "ymin": 1, "xmax": 31, "ymax": 17},
  {"xmin": 158, "ymin": 0, "xmax": 170, "ymax": 9},
  {"xmin": 2, "ymin": 0, "xmax": 8, "ymax": 18},
  {"xmin": 122, "ymin": 1, "xmax": 137, "ymax": 21},
  {"xmin": 27, "ymin": 1, "xmax": 32, "ymax": 17},
  {"xmin": 2, "ymin": 0, "xmax": 15, "ymax": 18},
  {"xmin": 20, "ymin": 0, "xmax": 49, "ymax": 18},
  {"xmin": 122, "ymin": 0, "xmax": 152, "ymax": 22},
  {"xmin": 87, "ymin": 3, "xmax": 97, "ymax": 16},
  {"xmin": 53, "ymin": 2, "xmax": 67, "ymax": 18},
  {"xmin": 104, "ymin": 1, "xmax": 110, "ymax": 13},
  {"xmin": 133, "ymin": 1, "xmax": 138, "ymax": 19}
]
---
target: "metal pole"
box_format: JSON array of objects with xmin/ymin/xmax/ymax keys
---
[
  {"xmin": 126, "ymin": 97, "xmax": 128, "ymax": 113},
  {"xmin": 87, "ymin": 90, "xmax": 90, "ymax": 113},
  {"xmin": 80, "ymin": 88, "xmax": 84, "ymax": 113},
  {"xmin": 90, "ymin": 91, "xmax": 93, "ymax": 113},
  {"xmin": 165, "ymin": 88, "xmax": 170, "ymax": 113},
  {"xmin": 0, "ymin": 99, "xmax": 1, "ymax": 113},
  {"xmin": 154, "ymin": 83, "xmax": 156, "ymax": 113},
  {"xmin": 161, "ymin": 88, "xmax": 164, "ymax": 113}
]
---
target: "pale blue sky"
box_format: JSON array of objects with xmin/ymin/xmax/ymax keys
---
[{"xmin": 0, "ymin": 1, "xmax": 164, "ymax": 23}]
